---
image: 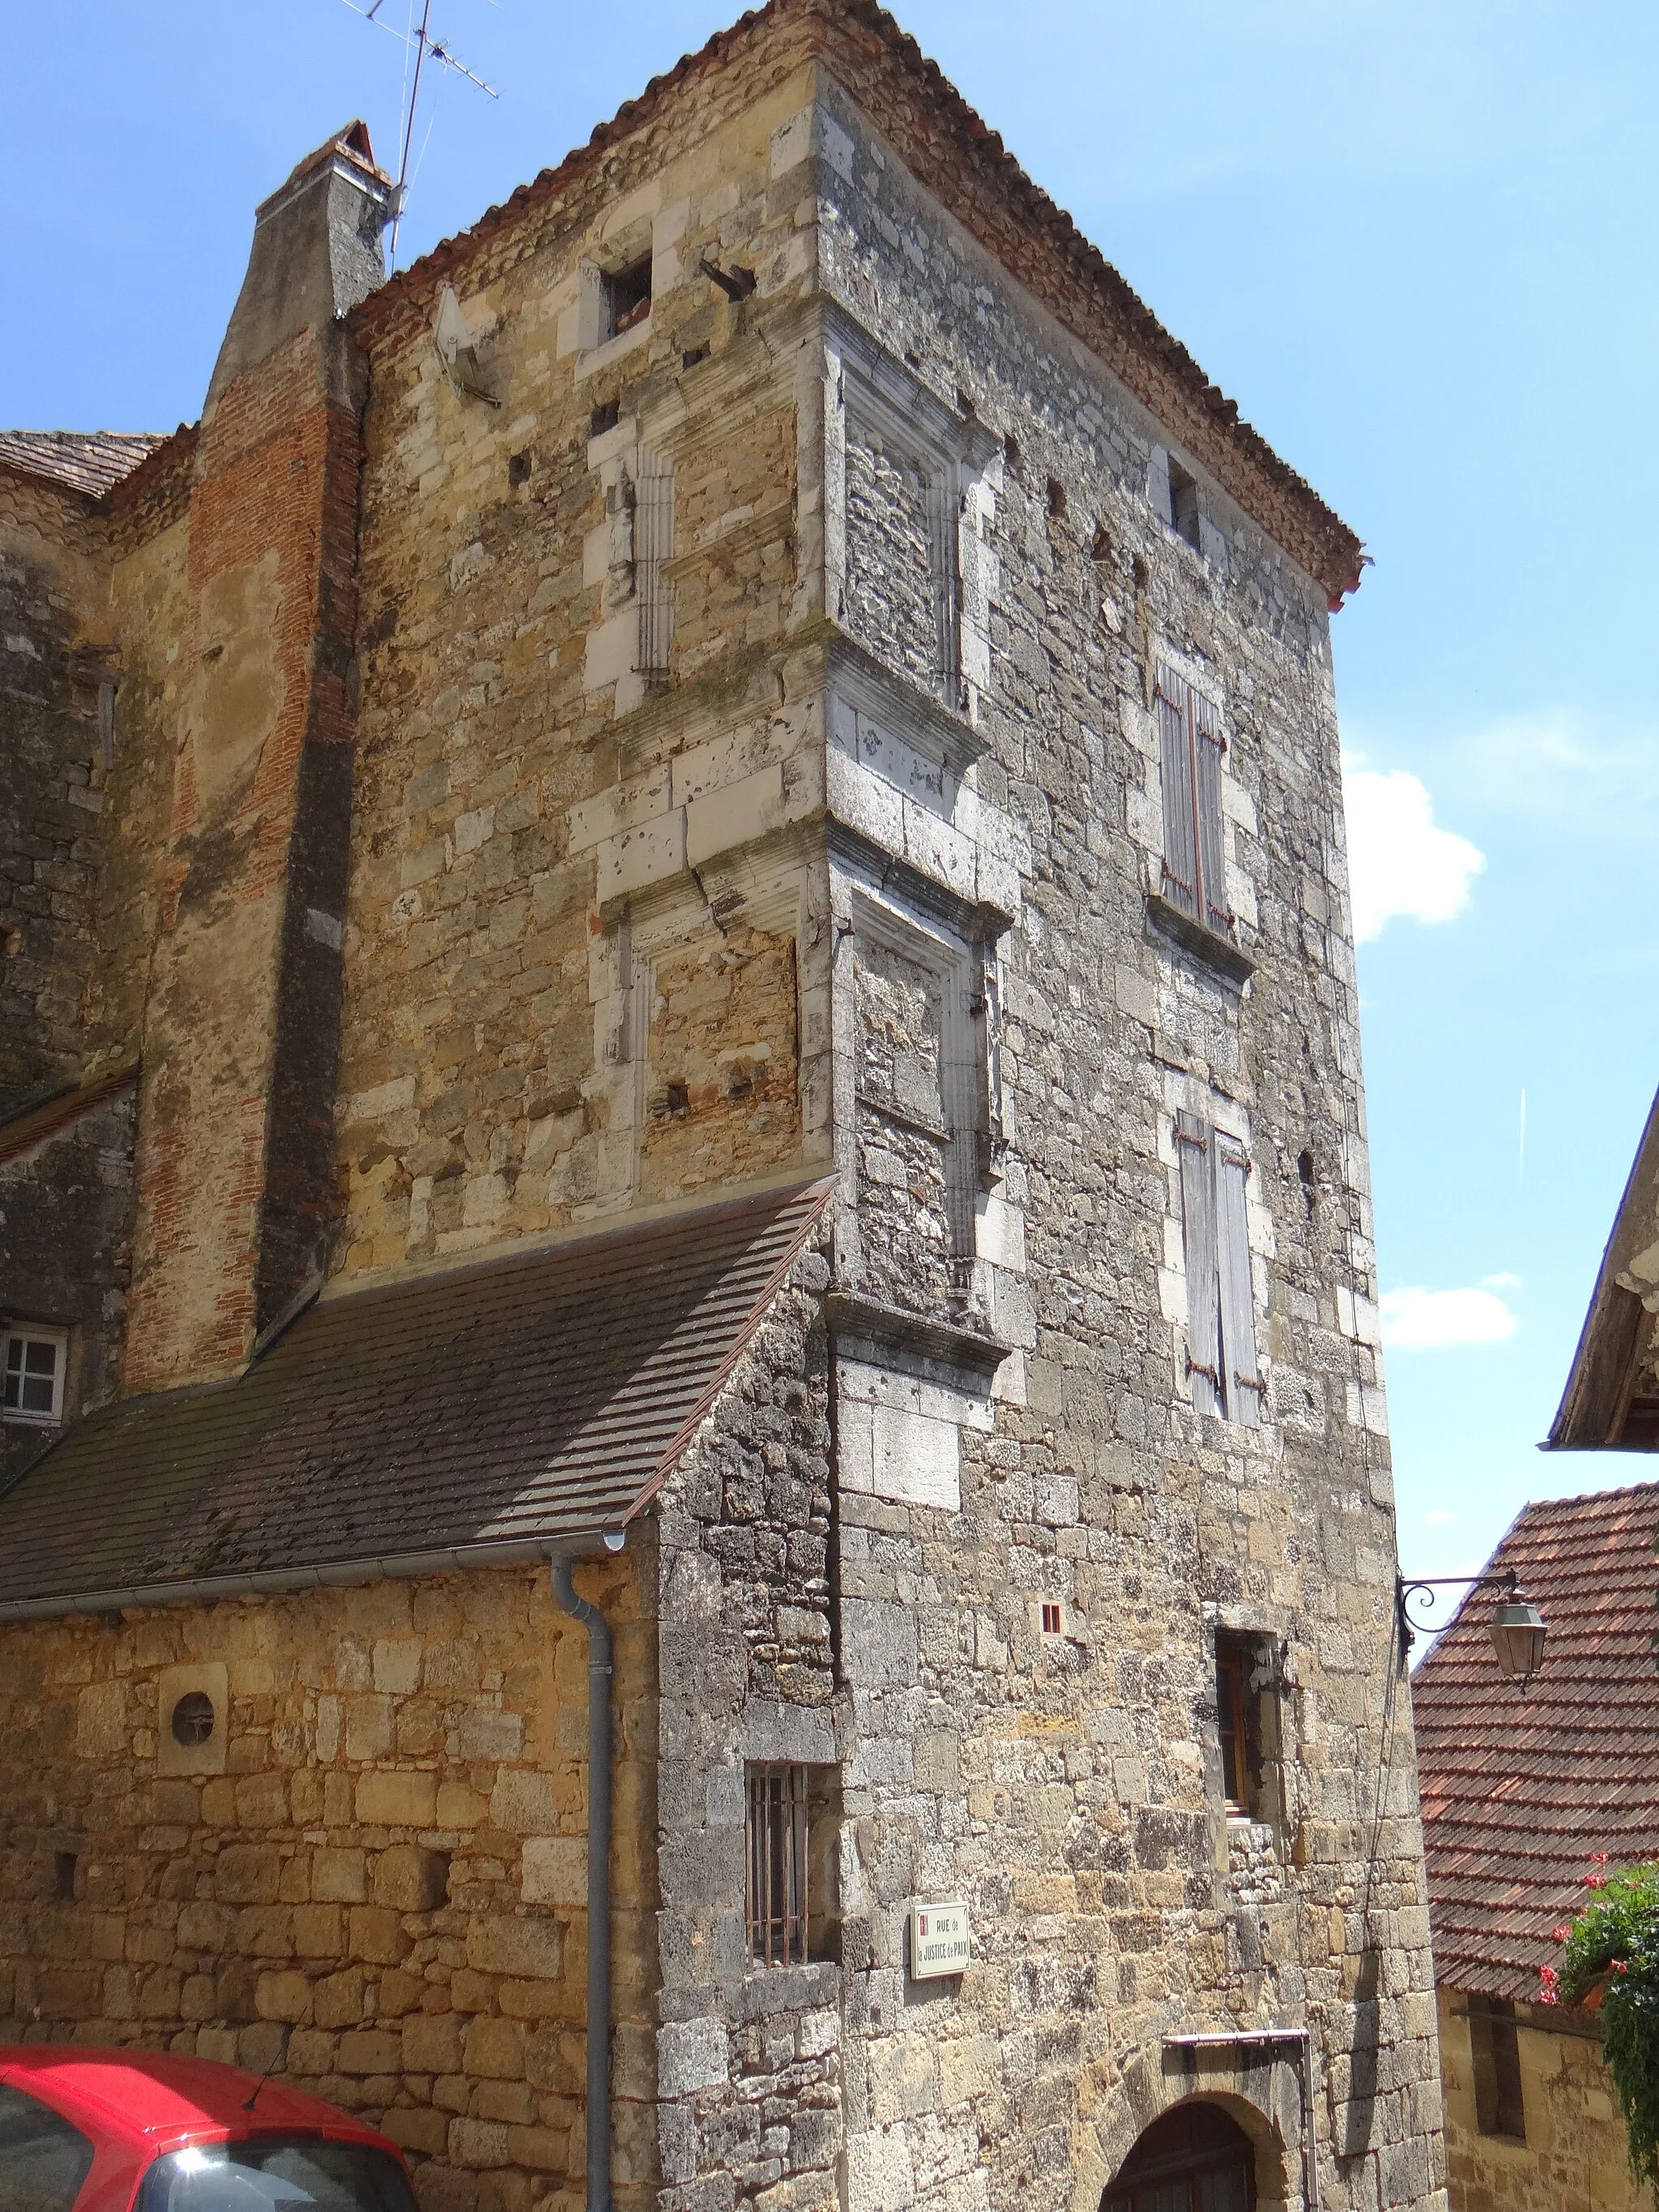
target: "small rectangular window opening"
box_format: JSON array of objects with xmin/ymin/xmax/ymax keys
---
[
  {"xmin": 2, "ymin": 1324, "xmax": 67, "ymax": 1425},
  {"xmin": 603, "ymin": 254, "xmax": 653, "ymax": 343},
  {"xmin": 1157, "ymin": 667, "xmax": 1230, "ymax": 941},
  {"xmin": 53, "ymin": 1851, "xmax": 78, "ymax": 1902},
  {"xmin": 746, "ymin": 1762, "xmax": 840, "ymax": 1967},
  {"xmin": 1040, "ymin": 1602, "xmax": 1064, "ymax": 1637},
  {"xmin": 1469, "ymin": 1997, "xmax": 1526, "ymax": 2142},
  {"xmin": 1214, "ymin": 1631, "xmax": 1282, "ymax": 1822},
  {"xmin": 1166, "ymin": 456, "xmax": 1202, "ymax": 550}
]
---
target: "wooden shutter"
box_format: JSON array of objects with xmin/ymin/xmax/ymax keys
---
[
  {"xmin": 634, "ymin": 452, "xmax": 674, "ymax": 676},
  {"xmin": 1214, "ymin": 1132, "xmax": 1261, "ymax": 1428},
  {"xmin": 1192, "ymin": 691, "xmax": 1229, "ymax": 936},
  {"xmin": 1177, "ymin": 1110, "xmax": 1221, "ymax": 1417},
  {"xmin": 1158, "ymin": 673, "xmax": 1199, "ymax": 918}
]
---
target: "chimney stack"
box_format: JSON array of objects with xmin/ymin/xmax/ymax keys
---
[{"xmin": 124, "ymin": 126, "xmax": 389, "ymax": 1392}]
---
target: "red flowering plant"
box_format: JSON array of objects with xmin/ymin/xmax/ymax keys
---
[{"xmin": 1550, "ymin": 1856, "xmax": 1659, "ymax": 2197}]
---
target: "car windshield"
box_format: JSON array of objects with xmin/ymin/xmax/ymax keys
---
[
  {"xmin": 137, "ymin": 2137, "xmax": 417, "ymax": 2212},
  {"xmin": 0, "ymin": 2082, "xmax": 97, "ymax": 2212}
]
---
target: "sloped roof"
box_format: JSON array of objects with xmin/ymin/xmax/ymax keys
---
[
  {"xmin": 1412, "ymin": 1481, "xmax": 1659, "ymax": 2001},
  {"xmin": 0, "ymin": 1177, "xmax": 831, "ymax": 1618},
  {"xmin": 0, "ymin": 430, "xmax": 162, "ymax": 499},
  {"xmin": 0, "ymin": 1064, "xmax": 139, "ymax": 1167},
  {"xmin": 1548, "ymin": 1086, "xmax": 1659, "ymax": 1451},
  {"xmin": 354, "ymin": 0, "xmax": 1363, "ymax": 606}
]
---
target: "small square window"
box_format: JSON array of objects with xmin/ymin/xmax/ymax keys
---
[
  {"xmin": 602, "ymin": 254, "xmax": 653, "ymax": 343},
  {"xmin": 745, "ymin": 1761, "xmax": 841, "ymax": 1967},
  {"xmin": 2, "ymin": 1323, "xmax": 67, "ymax": 1425},
  {"xmin": 1166, "ymin": 455, "xmax": 1202, "ymax": 549}
]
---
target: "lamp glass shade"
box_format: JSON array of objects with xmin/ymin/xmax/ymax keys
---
[{"xmin": 1489, "ymin": 1600, "xmax": 1546, "ymax": 1681}]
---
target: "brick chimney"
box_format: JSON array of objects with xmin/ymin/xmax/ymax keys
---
[{"xmin": 124, "ymin": 126, "xmax": 390, "ymax": 1393}]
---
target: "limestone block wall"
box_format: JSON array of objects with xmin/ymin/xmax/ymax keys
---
[
  {"xmin": 335, "ymin": 53, "xmax": 836, "ymax": 1276},
  {"xmin": 1436, "ymin": 1988, "xmax": 1643, "ymax": 2212},
  {"xmin": 0, "ymin": 1556, "xmax": 655, "ymax": 2212}
]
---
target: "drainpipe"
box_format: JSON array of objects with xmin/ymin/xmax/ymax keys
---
[{"xmin": 552, "ymin": 1545, "xmax": 620, "ymax": 2212}]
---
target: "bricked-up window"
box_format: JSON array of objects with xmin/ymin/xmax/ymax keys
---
[
  {"xmin": 1158, "ymin": 668, "xmax": 1230, "ymax": 940},
  {"xmin": 1469, "ymin": 1997, "xmax": 1526, "ymax": 2141},
  {"xmin": 746, "ymin": 1762, "xmax": 840, "ymax": 1967},
  {"xmin": 2, "ymin": 1323, "xmax": 67, "ymax": 1424},
  {"xmin": 1176, "ymin": 1114, "xmax": 1262, "ymax": 1426},
  {"xmin": 634, "ymin": 452, "xmax": 674, "ymax": 680}
]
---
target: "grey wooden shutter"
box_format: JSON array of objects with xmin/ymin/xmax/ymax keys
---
[
  {"xmin": 1214, "ymin": 1132, "xmax": 1261, "ymax": 1427},
  {"xmin": 1192, "ymin": 691, "xmax": 1229, "ymax": 936},
  {"xmin": 1158, "ymin": 672, "xmax": 1199, "ymax": 918},
  {"xmin": 634, "ymin": 451, "xmax": 674, "ymax": 676},
  {"xmin": 1177, "ymin": 1110, "xmax": 1221, "ymax": 1417}
]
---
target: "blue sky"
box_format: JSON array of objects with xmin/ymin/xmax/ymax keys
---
[{"xmin": 7, "ymin": 1, "xmax": 1657, "ymax": 1590}]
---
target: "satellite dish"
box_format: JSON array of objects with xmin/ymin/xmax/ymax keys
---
[{"xmin": 432, "ymin": 284, "xmax": 498, "ymax": 407}]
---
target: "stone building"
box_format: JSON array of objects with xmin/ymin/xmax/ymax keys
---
[
  {"xmin": 0, "ymin": 6, "xmax": 1446, "ymax": 2210},
  {"xmin": 1412, "ymin": 1481, "xmax": 1659, "ymax": 2212}
]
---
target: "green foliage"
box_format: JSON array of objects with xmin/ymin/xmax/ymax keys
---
[{"xmin": 1551, "ymin": 1858, "xmax": 1659, "ymax": 2197}]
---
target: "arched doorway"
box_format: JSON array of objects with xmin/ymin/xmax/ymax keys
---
[{"xmin": 1102, "ymin": 2101, "xmax": 1256, "ymax": 2212}]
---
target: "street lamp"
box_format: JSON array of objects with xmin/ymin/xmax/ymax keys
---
[{"xmin": 1395, "ymin": 1566, "xmax": 1547, "ymax": 1681}]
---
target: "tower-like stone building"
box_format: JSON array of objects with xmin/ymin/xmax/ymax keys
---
[{"xmin": 0, "ymin": 8, "xmax": 1445, "ymax": 2210}]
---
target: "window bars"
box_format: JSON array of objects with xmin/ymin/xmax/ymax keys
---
[
  {"xmin": 1158, "ymin": 667, "xmax": 1230, "ymax": 940},
  {"xmin": 634, "ymin": 454, "xmax": 674, "ymax": 680},
  {"xmin": 746, "ymin": 1762, "xmax": 810, "ymax": 1967}
]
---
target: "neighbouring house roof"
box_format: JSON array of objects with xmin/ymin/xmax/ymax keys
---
[
  {"xmin": 0, "ymin": 1064, "xmax": 139, "ymax": 1168},
  {"xmin": 0, "ymin": 430, "xmax": 162, "ymax": 499},
  {"xmin": 0, "ymin": 1177, "xmax": 832, "ymax": 1618},
  {"xmin": 1412, "ymin": 1481, "xmax": 1659, "ymax": 2003},
  {"xmin": 353, "ymin": 0, "xmax": 1363, "ymax": 607},
  {"xmin": 1548, "ymin": 1087, "xmax": 1659, "ymax": 1451}
]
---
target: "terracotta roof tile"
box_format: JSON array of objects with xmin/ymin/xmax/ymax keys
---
[
  {"xmin": 1412, "ymin": 1481, "xmax": 1659, "ymax": 2001},
  {"xmin": 0, "ymin": 431, "xmax": 163, "ymax": 499},
  {"xmin": 0, "ymin": 1178, "xmax": 833, "ymax": 1615}
]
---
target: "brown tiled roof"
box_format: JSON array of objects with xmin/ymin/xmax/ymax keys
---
[
  {"xmin": 0, "ymin": 1064, "xmax": 139, "ymax": 1166},
  {"xmin": 0, "ymin": 1178, "xmax": 831, "ymax": 1617},
  {"xmin": 354, "ymin": 0, "xmax": 1363, "ymax": 606},
  {"xmin": 0, "ymin": 430, "xmax": 163, "ymax": 499},
  {"xmin": 1412, "ymin": 1481, "xmax": 1659, "ymax": 2002}
]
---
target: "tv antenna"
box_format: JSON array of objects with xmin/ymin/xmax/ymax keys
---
[{"xmin": 342, "ymin": 0, "xmax": 500, "ymax": 262}]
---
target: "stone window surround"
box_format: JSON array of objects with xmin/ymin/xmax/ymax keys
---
[
  {"xmin": 824, "ymin": 306, "xmax": 1002, "ymax": 722},
  {"xmin": 839, "ymin": 882, "xmax": 999, "ymax": 1283},
  {"xmin": 1, "ymin": 1318, "xmax": 69, "ymax": 1426},
  {"xmin": 590, "ymin": 860, "xmax": 822, "ymax": 1215}
]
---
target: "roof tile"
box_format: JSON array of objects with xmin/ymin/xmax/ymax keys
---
[{"xmin": 1412, "ymin": 1481, "xmax": 1659, "ymax": 2001}]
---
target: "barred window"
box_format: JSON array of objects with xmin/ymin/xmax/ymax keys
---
[
  {"xmin": 1158, "ymin": 667, "xmax": 1230, "ymax": 940},
  {"xmin": 745, "ymin": 1761, "xmax": 840, "ymax": 1968},
  {"xmin": 747, "ymin": 1762, "xmax": 808, "ymax": 1966},
  {"xmin": 634, "ymin": 452, "xmax": 674, "ymax": 680}
]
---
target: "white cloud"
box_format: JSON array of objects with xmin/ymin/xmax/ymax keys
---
[
  {"xmin": 1342, "ymin": 756, "xmax": 1485, "ymax": 943},
  {"xmin": 1380, "ymin": 1284, "xmax": 1520, "ymax": 1350}
]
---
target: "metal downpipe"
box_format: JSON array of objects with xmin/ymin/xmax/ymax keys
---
[{"xmin": 552, "ymin": 1553, "xmax": 614, "ymax": 2212}]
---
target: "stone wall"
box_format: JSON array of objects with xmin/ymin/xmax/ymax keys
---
[
  {"xmin": 0, "ymin": 1553, "xmax": 654, "ymax": 2212},
  {"xmin": 0, "ymin": 476, "xmax": 113, "ymax": 1110},
  {"xmin": 1436, "ymin": 1987, "xmax": 1641, "ymax": 2212}
]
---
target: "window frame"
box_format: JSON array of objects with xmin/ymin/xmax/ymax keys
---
[
  {"xmin": 1469, "ymin": 1995, "xmax": 1527, "ymax": 2142},
  {"xmin": 1216, "ymin": 1642, "xmax": 1252, "ymax": 1812},
  {"xmin": 600, "ymin": 253, "xmax": 653, "ymax": 344},
  {"xmin": 2, "ymin": 1321, "xmax": 69, "ymax": 1426},
  {"xmin": 1175, "ymin": 1114, "xmax": 1264, "ymax": 1428},
  {"xmin": 744, "ymin": 1759, "xmax": 841, "ymax": 1969}
]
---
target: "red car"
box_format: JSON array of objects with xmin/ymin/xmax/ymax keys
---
[{"xmin": 0, "ymin": 2046, "xmax": 417, "ymax": 2210}]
